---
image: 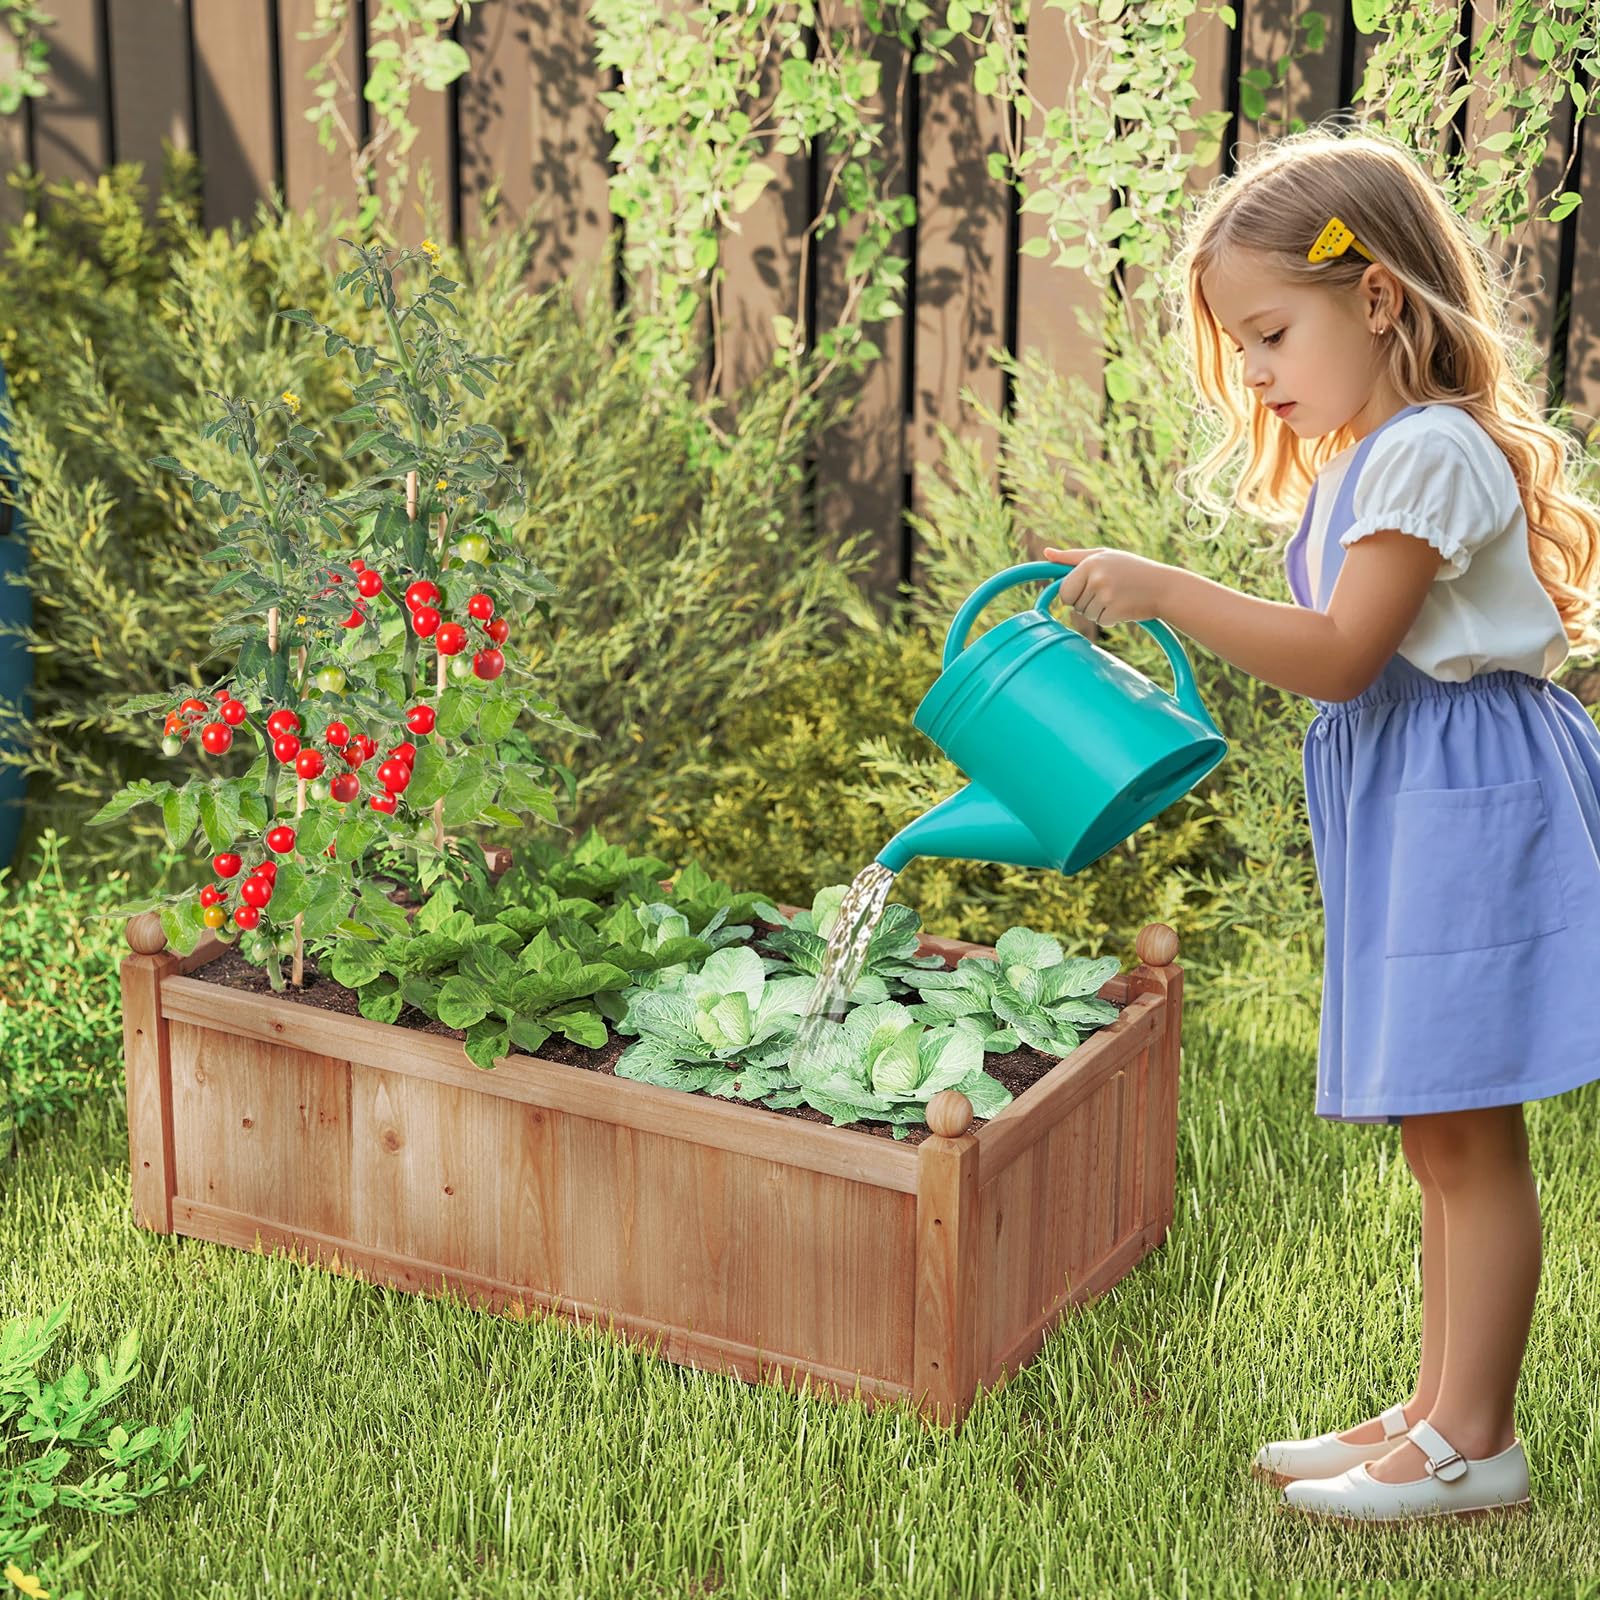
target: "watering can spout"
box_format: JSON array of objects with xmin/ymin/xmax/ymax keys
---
[{"xmin": 876, "ymin": 783, "xmax": 1054, "ymax": 876}]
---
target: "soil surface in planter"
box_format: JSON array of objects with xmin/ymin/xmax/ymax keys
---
[{"xmin": 186, "ymin": 931, "xmax": 1128, "ymax": 1149}]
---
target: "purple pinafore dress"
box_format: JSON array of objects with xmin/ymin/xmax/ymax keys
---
[{"xmin": 1287, "ymin": 402, "xmax": 1600, "ymax": 1124}]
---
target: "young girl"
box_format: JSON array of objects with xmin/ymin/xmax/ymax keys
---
[{"xmin": 1043, "ymin": 127, "xmax": 1600, "ymax": 1525}]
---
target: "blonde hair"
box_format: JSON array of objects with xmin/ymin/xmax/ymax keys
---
[{"xmin": 1170, "ymin": 123, "xmax": 1600, "ymax": 658}]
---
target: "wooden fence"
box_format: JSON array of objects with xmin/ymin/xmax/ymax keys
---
[{"xmin": 2, "ymin": 0, "xmax": 1597, "ymax": 600}]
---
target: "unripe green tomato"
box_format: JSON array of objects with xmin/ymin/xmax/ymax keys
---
[
  {"xmin": 309, "ymin": 779, "xmax": 331, "ymax": 802},
  {"xmin": 449, "ymin": 654, "xmax": 474, "ymax": 680},
  {"xmin": 162, "ymin": 735, "xmax": 183, "ymax": 757},
  {"xmin": 313, "ymin": 667, "xmax": 347, "ymax": 694},
  {"xmin": 454, "ymin": 533, "xmax": 492, "ymax": 565},
  {"xmin": 275, "ymin": 930, "xmax": 298, "ymax": 955},
  {"xmin": 240, "ymin": 931, "xmax": 271, "ymax": 962}
]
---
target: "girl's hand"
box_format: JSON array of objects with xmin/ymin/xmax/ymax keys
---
[{"xmin": 1040, "ymin": 545, "xmax": 1178, "ymax": 628}]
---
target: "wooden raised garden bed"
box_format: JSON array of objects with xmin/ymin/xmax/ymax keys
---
[{"xmin": 121, "ymin": 899, "xmax": 1183, "ymax": 1427}]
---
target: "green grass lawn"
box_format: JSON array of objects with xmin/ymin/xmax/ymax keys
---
[{"xmin": 4, "ymin": 965, "xmax": 1598, "ymax": 1599}]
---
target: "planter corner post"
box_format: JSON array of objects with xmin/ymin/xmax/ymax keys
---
[
  {"xmin": 913, "ymin": 1088, "xmax": 981, "ymax": 1428},
  {"xmin": 122, "ymin": 913, "xmax": 180, "ymax": 1234}
]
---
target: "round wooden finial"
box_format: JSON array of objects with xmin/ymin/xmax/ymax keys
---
[
  {"xmin": 1134, "ymin": 923, "xmax": 1178, "ymax": 966},
  {"xmin": 926, "ymin": 1089, "xmax": 974, "ymax": 1139},
  {"xmin": 126, "ymin": 913, "xmax": 168, "ymax": 954}
]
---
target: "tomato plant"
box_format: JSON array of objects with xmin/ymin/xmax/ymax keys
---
[{"xmin": 90, "ymin": 240, "xmax": 594, "ymax": 991}]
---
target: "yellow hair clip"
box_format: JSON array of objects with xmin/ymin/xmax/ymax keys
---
[{"xmin": 1308, "ymin": 217, "xmax": 1374, "ymax": 263}]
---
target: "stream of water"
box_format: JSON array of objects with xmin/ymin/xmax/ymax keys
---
[{"xmin": 789, "ymin": 861, "xmax": 899, "ymax": 1071}]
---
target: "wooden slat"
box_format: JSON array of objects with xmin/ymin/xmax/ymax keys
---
[
  {"xmin": 171, "ymin": 1196, "xmax": 918, "ymax": 1410},
  {"xmin": 0, "ymin": 98, "xmax": 29, "ymax": 232},
  {"xmin": 1014, "ymin": 0, "xmax": 1113, "ymax": 529},
  {"xmin": 364, "ymin": 4, "xmax": 453, "ymax": 242},
  {"xmin": 168, "ymin": 1020, "xmax": 352, "ymax": 1238},
  {"xmin": 906, "ymin": 28, "xmax": 1011, "ymax": 580},
  {"xmin": 1234, "ymin": 0, "xmax": 1346, "ymax": 161},
  {"xmin": 1564, "ymin": 84, "xmax": 1600, "ymax": 436},
  {"xmin": 107, "ymin": 0, "xmax": 191, "ymax": 221},
  {"xmin": 278, "ymin": 0, "xmax": 363, "ymax": 227},
  {"xmin": 712, "ymin": 29, "xmax": 810, "ymax": 412},
  {"xmin": 122, "ymin": 947, "xmax": 182, "ymax": 1232},
  {"xmin": 193, "ymin": 0, "xmax": 277, "ymax": 229},
  {"xmin": 814, "ymin": 21, "xmax": 913, "ymax": 603},
  {"xmin": 158, "ymin": 974, "xmax": 922, "ymax": 1191},
  {"xmin": 31, "ymin": 0, "xmax": 106, "ymax": 187},
  {"xmin": 913, "ymin": 1122, "xmax": 979, "ymax": 1423}
]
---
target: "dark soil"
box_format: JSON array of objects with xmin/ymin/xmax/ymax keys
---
[{"xmin": 188, "ymin": 913, "xmax": 1127, "ymax": 1148}]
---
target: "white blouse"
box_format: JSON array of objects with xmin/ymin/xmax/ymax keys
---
[{"xmin": 1304, "ymin": 403, "xmax": 1569, "ymax": 682}]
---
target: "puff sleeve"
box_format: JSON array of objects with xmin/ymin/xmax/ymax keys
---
[{"xmin": 1340, "ymin": 422, "xmax": 1509, "ymax": 583}]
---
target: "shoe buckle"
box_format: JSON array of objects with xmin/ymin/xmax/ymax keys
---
[{"xmin": 1424, "ymin": 1448, "xmax": 1466, "ymax": 1481}]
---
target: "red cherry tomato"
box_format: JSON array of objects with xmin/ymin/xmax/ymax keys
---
[
  {"xmin": 436, "ymin": 623, "xmax": 468, "ymax": 656},
  {"xmin": 377, "ymin": 759, "xmax": 411, "ymax": 793},
  {"xmin": 253, "ymin": 861, "xmax": 278, "ymax": 883},
  {"xmin": 330, "ymin": 773, "xmax": 360, "ymax": 803},
  {"xmin": 356, "ymin": 570, "xmax": 383, "ymax": 598},
  {"xmin": 201, "ymin": 722, "xmax": 233, "ymax": 755},
  {"xmin": 213, "ymin": 852, "xmax": 243, "ymax": 878},
  {"xmin": 411, "ymin": 605, "xmax": 441, "ymax": 638},
  {"xmin": 325, "ymin": 721, "xmax": 350, "ymax": 747},
  {"xmin": 472, "ymin": 649, "xmax": 506, "ymax": 681},
  {"xmin": 387, "ymin": 742, "xmax": 416, "ymax": 767},
  {"xmin": 220, "ymin": 699, "xmax": 248, "ymax": 726},
  {"xmin": 369, "ymin": 792, "xmax": 398, "ymax": 814},
  {"xmin": 199, "ymin": 884, "xmax": 224, "ymax": 908},
  {"xmin": 273, "ymin": 734, "xmax": 302, "ymax": 763},
  {"xmin": 341, "ymin": 605, "xmax": 366, "ymax": 629},
  {"xmin": 485, "ymin": 618, "xmax": 510, "ymax": 646},
  {"xmin": 266, "ymin": 825, "xmax": 297, "ymax": 854},
  {"xmin": 240, "ymin": 876, "xmax": 273, "ymax": 909},
  {"xmin": 267, "ymin": 709, "xmax": 301, "ymax": 740},
  {"xmin": 295, "ymin": 749, "xmax": 326, "ymax": 780},
  {"xmin": 466, "ymin": 593, "xmax": 495, "ymax": 621},
  {"xmin": 179, "ymin": 697, "xmax": 208, "ymax": 719},
  {"xmin": 349, "ymin": 558, "xmax": 366, "ymax": 573},
  {"xmin": 405, "ymin": 704, "xmax": 436, "ymax": 736},
  {"xmin": 325, "ymin": 841, "xmax": 337, "ymax": 857},
  {"xmin": 234, "ymin": 905, "xmax": 261, "ymax": 931},
  {"xmin": 405, "ymin": 580, "xmax": 441, "ymax": 612}
]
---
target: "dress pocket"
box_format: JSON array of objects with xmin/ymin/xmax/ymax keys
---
[{"xmin": 1384, "ymin": 777, "xmax": 1570, "ymax": 957}]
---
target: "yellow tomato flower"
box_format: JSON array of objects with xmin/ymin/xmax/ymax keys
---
[
  {"xmin": 281, "ymin": 391, "xmax": 301, "ymax": 415},
  {"xmin": 421, "ymin": 238, "xmax": 440, "ymax": 260},
  {"xmin": 296, "ymin": 614, "xmax": 307, "ymax": 625},
  {"xmin": 5, "ymin": 1563, "xmax": 49, "ymax": 1598},
  {"xmin": 435, "ymin": 477, "xmax": 447, "ymax": 491}
]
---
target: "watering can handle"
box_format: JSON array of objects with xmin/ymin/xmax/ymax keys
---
[{"xmin": 941, "ymin": 560, "xmax": 1216, "ymax": 730}]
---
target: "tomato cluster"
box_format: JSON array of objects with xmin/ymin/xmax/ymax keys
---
[
  {"xmin": 199, "ymin": 850, "xmax": 282, "ymax": 931},
  {"xmin": 163, "ymin": 688, "xmax": 248, "ymax": 758},
  {"xmin": 404, "ymin": 579, "xmax": 506, "ymax": 680}
]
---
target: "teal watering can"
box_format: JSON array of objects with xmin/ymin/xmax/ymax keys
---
[{"xmin": 877, "ymin": 562, "xmax": 1227, "ymax": 876}]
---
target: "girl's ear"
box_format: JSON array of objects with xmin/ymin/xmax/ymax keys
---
[{"xmin": 1361, "ymin": 262, "xmax": 1404, "ymax": 330}]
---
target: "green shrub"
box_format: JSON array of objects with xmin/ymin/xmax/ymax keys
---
[
  {"xmin": 0, "ymin": 159, "xmax": 875, "ymax": 894},
  {"xmin": 0, "ymin": 829, "xmax": 172, "ymax": 1158}
]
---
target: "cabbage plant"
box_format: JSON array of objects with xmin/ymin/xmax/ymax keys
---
[
  {"xmin": 766, "ymin": 1000, "xmax": 1014, "ymax": 1138},
  {"xmin": 615, "ymin": 946, "xmax": 815, "ymax": 1100},
  {"xmin": 904, "ymin": 929, "xmax": 1121, "ymax": 1056}
]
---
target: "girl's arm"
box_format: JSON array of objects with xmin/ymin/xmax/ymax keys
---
[{"xmin": 1157, "ymin": 529, "xmax": 1445, "ymax": 701}]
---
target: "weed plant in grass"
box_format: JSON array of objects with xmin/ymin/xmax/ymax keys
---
[{"xmin": 4, "ymin": 957, "xmax": 1597, "ymax": 1597}]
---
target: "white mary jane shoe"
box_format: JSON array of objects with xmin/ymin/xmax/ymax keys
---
[
  {"xmin": 1280, "ymin": 1417, "xmax": 1533, "ymax": 1523},
  {"xmin": 1250, "ymin": 1402, "xmax": 1413, "ymax": 1488}
]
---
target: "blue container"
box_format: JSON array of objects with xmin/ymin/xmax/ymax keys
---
[
  {"xmin": 0, "ymin": 357, "xmax": 31, "ymax": 873},
  {"xmin": 877, "ymin": 562, "xmax": 1228, "ymax": 875}
]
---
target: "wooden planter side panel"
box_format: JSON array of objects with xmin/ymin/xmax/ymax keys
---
[
  {"xmin": 164, "ymin": 1025, "xmax": 919, "ymax": 1389},
  {"xmin": 973, "ymin": 1054, "xmax": 1139, "ymax": 1388}
]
